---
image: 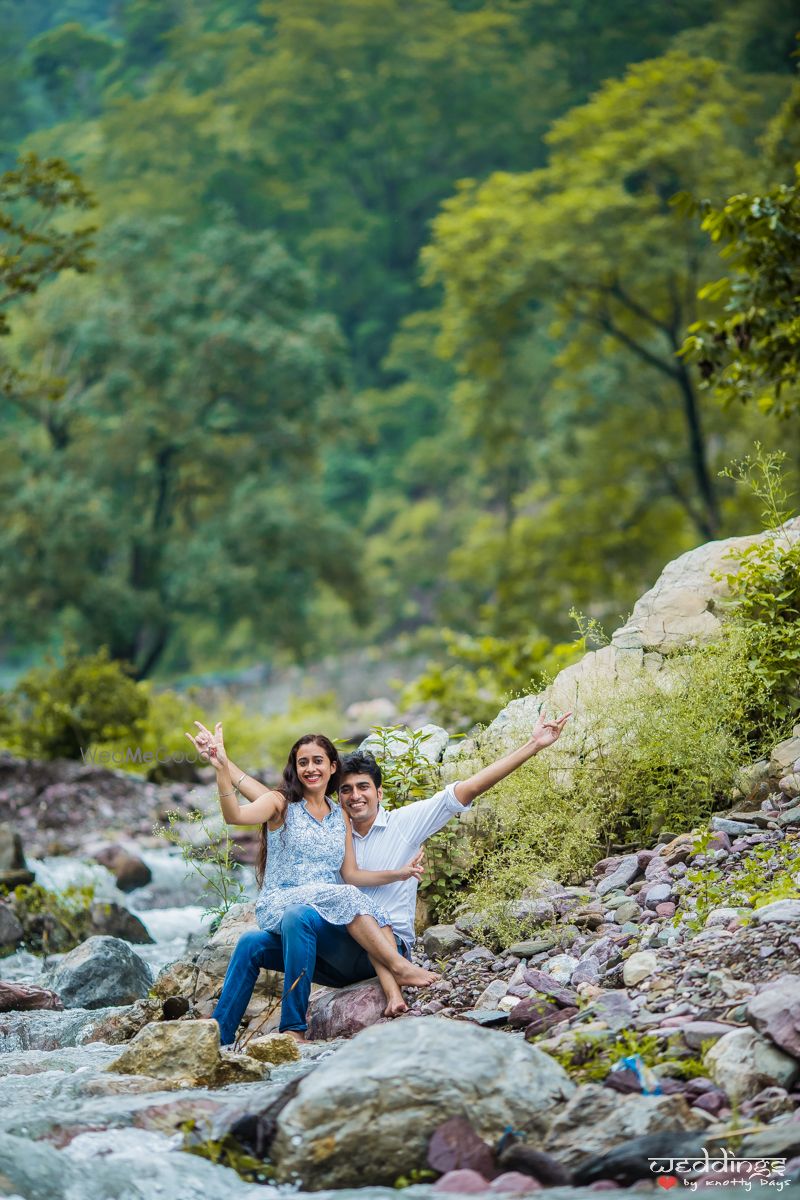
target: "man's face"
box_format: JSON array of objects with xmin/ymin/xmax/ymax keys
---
[{"xmin": 338, "ymin": 772, "xmax": 382, "ymax": 825}]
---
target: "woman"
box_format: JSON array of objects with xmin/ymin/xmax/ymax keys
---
[{"xmin": 187, "ymin": 722, "xmax": 437, "ymax": 1033}]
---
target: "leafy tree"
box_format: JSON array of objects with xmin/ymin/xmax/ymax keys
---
[
  {"xmin": 680, "ymin": 166, "xmax": 800, "ymax": 417},
  {"xmin": 0, "ymin": 152, "xmax": 96, "ymax": 401},
  {"xmin": 28, "ymin": 23, "xmax": 117, "ymax": 113},
  {"xmin": 423, "ymin": 52, "xmax": 765, "ymax": 540},
  {"xmin": 0, "ymin": 213, "xmax": 363, "ymax": 676}
]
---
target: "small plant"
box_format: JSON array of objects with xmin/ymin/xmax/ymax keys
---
[
  {"xmin": 717, "ymin": 446, "xmax": 800, "ymax": 731},
  {"xmin": 394, "ymin": 1167, "xmax": 437, "ymax": 1188},
  {"xmin": 5, "ymin": 882, "xmax": 96, "ymax": 954},
  {"xmin": 549, "ymin": 1028, "xmax": 702, "ymax": 1085},
  {"xmin": 368, "ymin": 725, "xmax": 442, "ymax": 810},
  {"xmin": 0, "ymin": 642, "xmax": 147, "ymax": 760},
  {"xmin": 680, "ymin": 831, "xmax": 800, "ymax": 931},
  {"xmin": 180, "ymin": 1121, "xmax": 274, "ymax": 1184},
  {"xmin": 368, "ymin": 724, "xmax": 470, "ymax": 921},
  {"xmin": 154, "ymin": 809, "xmax": 247, "ymax": 924}
]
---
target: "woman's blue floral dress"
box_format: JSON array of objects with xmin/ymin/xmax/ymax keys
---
[{"xmin": 254, "ymin": 797, "xmax": 391, "ymax": 932}]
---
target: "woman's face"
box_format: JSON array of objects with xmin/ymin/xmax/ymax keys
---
[{"xmin": 295, "ymin": 741, "xmax": 335, "ymax": 793}]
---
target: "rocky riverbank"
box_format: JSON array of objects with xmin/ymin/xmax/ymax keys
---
[
  {"xmin": 2, "ymin": 720, "xmax": 800, "ymax": 1197},
  {"xmin": 3, "ymin": 527, "xmax": 800, "ymax": 1197}
]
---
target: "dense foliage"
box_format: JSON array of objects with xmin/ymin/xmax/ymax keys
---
[{"xmin": 0, "ymin": 0, "xmax": 798, "ymax": 691}]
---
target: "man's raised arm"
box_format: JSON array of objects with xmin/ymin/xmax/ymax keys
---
[{"xmin": 453, "ymin": 708, "xmax": 571, "ymax": 807}]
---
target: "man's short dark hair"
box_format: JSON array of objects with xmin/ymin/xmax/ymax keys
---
[{"xmin": 340, "ymin": 750, "xmax": 382, "ymax": 789}]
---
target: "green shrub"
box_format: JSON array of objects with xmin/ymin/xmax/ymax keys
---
[
  {"xmin": 97, "ymin": 683, "xmax": 281, "ymax": 776},
  {"xmin": 5, "ymin": 883, "xmax": 96, "ymax": 953},
  {"xmin": 0, "ymin": 643, "xmax": 147, "ymax": 760},
  {"xmin": 719, "ymin": 446, "xmax": 800, "ymax": 730},
  {"xmin": 459, "ymin": 625, "xmax": 771, "ymax": 935},
  {"xmin": 401, "ymin": 630, "xmax": 583, "ymax": 731},
  {"xmin": 367, "ymin": 723, "xmax": 468, "ymax": 922}
]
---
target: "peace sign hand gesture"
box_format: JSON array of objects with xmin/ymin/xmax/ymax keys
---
[{"xmin": 185, "ymin": 720, "xmax": 228, "ymax": 772}]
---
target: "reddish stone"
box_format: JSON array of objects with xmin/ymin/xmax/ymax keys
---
[
  {"xmin": 435, "ymin": 1169, "xmax": 490, "ymax": 1193},
  {"xmin": 655, "ymin": 902, "xmax": 676, "ymax": 918}
]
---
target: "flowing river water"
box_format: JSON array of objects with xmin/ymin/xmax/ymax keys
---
[{"xmin": 0, "ymin": 849, "xmax": 458, "ymax": 1200}]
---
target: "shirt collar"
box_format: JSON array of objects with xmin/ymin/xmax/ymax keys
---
[{"xmin": 352, "ymin": 805, "xmax": 388, "ymax": 838}]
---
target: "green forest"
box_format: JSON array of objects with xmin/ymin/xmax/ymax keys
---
[{"xmin": 1, "ymin": 0, "xmax": 799, "ymax": 715}]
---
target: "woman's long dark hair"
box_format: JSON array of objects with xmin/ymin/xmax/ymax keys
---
[{"xmin": 255, "ymin": 733, "xmax": 341, "ymax": 887}]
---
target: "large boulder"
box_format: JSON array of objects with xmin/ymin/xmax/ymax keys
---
[
  {"xmin": 544, "ymin": 1085, "xmax": 706, "ymax": 1169},
  {"xmin": 271, "ymin": 1015, "xmax": 574, "ymax": 1189},
  {"xmin": 306, "ymin": 979, "xmax": 386, "ymax": 1040},
  {"xmin": 87, "ymin": 901, "xmax": 153, "ymax": 944},
  {"xmin": 0, "ymin": 822, "xmax": 35, "ymax": 889},
  {"xmin": 705, "ymin": 1027, "xmax": 800, "ymax": 1103},
  {"xmin": 105, "ymin": 1018, "xmax": 269, "ymax": 1088},
  {"xmin": 48, "ymin": 935, "xmax": 153, "ymax": 1008},
  {"xmin": 451, "ymin": 518, "xmax": 800, "ymax": 759},
  {"xmin": 422, "ymin": 924, "xmax": 474, "ymax": 958}
]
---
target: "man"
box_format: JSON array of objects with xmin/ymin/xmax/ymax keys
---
[{"xmin": 204, "ymin": 708, "xmax": 569, "ymax": 1044}]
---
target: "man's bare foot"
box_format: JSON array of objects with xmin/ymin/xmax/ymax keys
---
[
  {"xmin": 394, "ymin": 960, "xmax": 439, "ymax": 987},
  {"xmin": 384, "ymin": 997, "xmax": 409, "ymax": 1018},
  {"xmin": 283, "ymin": 1029, "xmax": 313, "ymax": 1044}
]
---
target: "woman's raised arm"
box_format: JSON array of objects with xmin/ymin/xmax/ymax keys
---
[
  {"xmin": 340, "ymin": 811, "xmax": 424, "ymax": 886},
  {"xmin": 185, "ymin": 721, "xmax": 285, "ymax": 826}
]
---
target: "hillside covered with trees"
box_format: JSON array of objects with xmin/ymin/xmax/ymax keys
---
[{"xmin": 1, "ymin": 0, "xmax": 798, "ymax": 702}]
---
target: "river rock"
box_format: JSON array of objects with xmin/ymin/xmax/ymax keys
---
[
  {"xmin": 0, "ymin": 823, "xmax": 35, "ymax": 888},
  {"xmin": 91, "ymin": 844, "xmax": 152, "ymax": 892},
  {"xmin": 271, "ymin": 1016, "xmax": 574, "ymax": 1189},
  {"xmin": 0, "ymin": 900, "xmax": 23, "ymax": 950},
  {"xmin": 306, "ymin": 978, "xmax": 386, "ymax": 1038},
  {"xmin": 48, "ymin": 935, "xmax": 153, "ymax": 1008},
  {"xmin": 704, "ymin": 1027, "xmax": 800, "ymax": 1103},
  {"xmin": 88, "ymin": 900, "xmax": 154, "ymax": 943},
  {"xmin": 105, "ymin": 1018, "xmax": 269, "ymax": 1087},
  {"xmin": 544, "ymin": 1085, "xmax": 705, "ymax": 1169},
  {"xmin": 474, "ymin": 979, "xmax": 509, "ymax": 1010},
  {"xmin": 0, "ymin": 981, "xmax": 63, "ymax": 1012},
  {"xmin": 423, "ymin": 924, "xmax": 473, "ymax": 958},
  {"xmin": 242, "ymin": 1032, "xmax": 301, "ymax": 1064},
  {"xmin": 622, "ymin": 950, "xmax": 658, "ymax": 986},
  {"xmin": 746, "ymin": 974, "xmax": 800, "ymax": 1059},
  {"xmin": 597, "ymin": 856, "xmax": 640, "ymax": 897},
  {"xmin": 541, "ymin": 954, "xmax": 578, "ymax": 984},
  {"xmin": 779, "ymin": 772, "xmax": 800, "ymax": 798},
  {"xmin": 754, "ymin": 900, "xmax": 800, "ymax": 924},
  {"xmin": 644, "ymin": 883, "xmax": 672, "ymax": 909},
  {"xmin": 770, "ymin": 734, "xmax": 800, "ymax": 778}
]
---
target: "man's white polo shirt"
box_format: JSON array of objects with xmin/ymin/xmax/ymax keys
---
[{"xmin": 347, "ymin": 782, "xmax": 467, "ymax": 951}]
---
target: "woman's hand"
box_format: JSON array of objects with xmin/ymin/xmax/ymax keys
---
[
  {"xmin": 185, "ymin": 720, "xmax": 228, "ymax": 772},
  {"xmin": 397, "ymin": 850, "xmax": 425, "ymax": 882}
]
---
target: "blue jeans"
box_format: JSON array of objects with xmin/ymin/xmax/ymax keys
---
[{"xmin": 212, "ymin": 904, "xmax": 409, "ymax": 1043}]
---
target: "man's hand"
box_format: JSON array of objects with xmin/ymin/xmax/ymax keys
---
[{"xmin": 530, "ymin": 708, "xmax": 572, "ymax": 751}]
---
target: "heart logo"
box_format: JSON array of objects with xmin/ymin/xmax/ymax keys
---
[{"xmin": 658, "ymin": 1178, "xmax": 678, "ymax": 1190}]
